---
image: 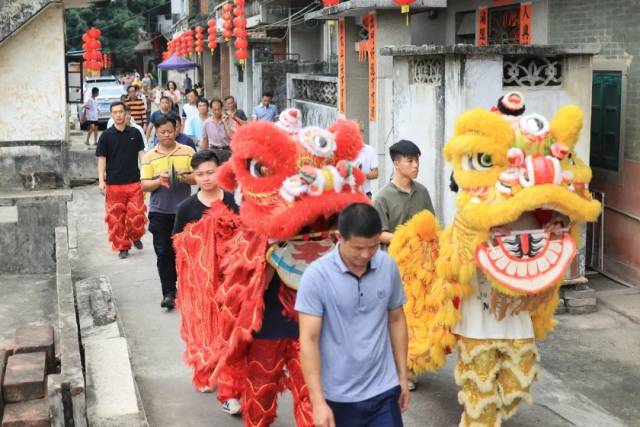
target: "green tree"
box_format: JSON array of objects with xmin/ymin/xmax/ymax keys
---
[{"xmin": 65, "ymin": 0, "xmax": 170, "ymax": 70}]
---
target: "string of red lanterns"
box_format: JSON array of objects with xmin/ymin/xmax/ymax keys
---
[
  {"xmin": 233, "ymin": 0, "xmax": 248, "ymax": 66},
  {"xmin": 195, "ymin": 25, "xmax": 205, "ymax": 57},
  {"xmin": 207, "ymin": 19, "xmax": 217, "ymax": 53},
  {"xmin": 185, "ymin": 29, "xmax": 194, "ymax": 57},
  {"xmin": 222, "ymin": 3, "xmax": 234, "ymax": 41},
  {"xmin": 82, "ymin": 27, "xmax": 103, "ymax": 73}
]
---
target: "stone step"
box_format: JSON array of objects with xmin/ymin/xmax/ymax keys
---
[
  {"xmin": 2, "ymin": 353, "xmax": 46, "ymax": 403},
  {"xmin": 14, "ymin": 326, "xmax": 55, "ymax": 374},
  {"xmin": 1, "ymin": 398, "xmax": 49, "ymax": 427},
  {"xmin": 85, "ymin": 337, "xmax": 140, "ymax": 422}
]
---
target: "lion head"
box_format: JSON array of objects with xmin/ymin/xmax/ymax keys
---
[
  {"xmin": 444, "ymin": 104, "xmax": 601, "ymax": 297},
  {"xmin": 216, "ymin": 115, "xmax": 370, "ymax": 241}
]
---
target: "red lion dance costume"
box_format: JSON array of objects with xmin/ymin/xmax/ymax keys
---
[{"xmin": 173, "ymin": 117, "xmax": 370, "ymax": 426}]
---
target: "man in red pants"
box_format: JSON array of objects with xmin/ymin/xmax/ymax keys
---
[{"xmin": 96, "ymin": 102, "xmax": 147, "ymax": 259}]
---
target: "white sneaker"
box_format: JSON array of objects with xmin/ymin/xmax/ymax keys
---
[
  {"xmin": 408, "ymin": 380, "xmax": 417, "ymax": 391},
  {"xmin": 222, "ymin": 398, "xmax": 242, "ymax": 415},
  {"xmin": 197, "ymin": 385, "xmax": 213, "ymax": 393}
]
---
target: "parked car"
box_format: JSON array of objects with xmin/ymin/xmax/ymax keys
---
[
  {"xmin": 79, "ymin": 85, "xmax": 126, "ymax": 130},
  {"xmin": 84, "ymin": 75, "xmax": 119, "ymax": 87}
]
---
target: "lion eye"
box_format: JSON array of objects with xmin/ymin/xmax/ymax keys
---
[
  {"xmin": 461, "ymin": 153, "xmax": 493, "ymax": 171},
  {"xmin": 248, "ymin": 159, "xmax": 269, "ymax": 178},
  {"xmin": 314, "ymin": 135, "xmax": 328, "ymax": 148},
  {"xmin": 299, "ymin": 127, "xmax": 336, "ymax": 158}
]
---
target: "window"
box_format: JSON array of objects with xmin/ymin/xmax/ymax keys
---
[
  {"xmin": 65, "ymin": 57, "xmax": 83, "ymax": 104},
  {"xmin": 488, "ymin": 5, "xmax": 520, "ymax": 45},
  {"xmin": 590, "ymin": 72, "xmax": 622, "ymax": 172},
  {"xmin": 455, "ymin": 11, "xmax": 476, "ymax": 44}
]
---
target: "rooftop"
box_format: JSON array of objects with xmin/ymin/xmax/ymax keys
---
[{"xmin": 305, "ymin": 0, "xmax": 446, "ymax": 20}]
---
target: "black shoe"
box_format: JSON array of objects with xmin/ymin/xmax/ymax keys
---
[
  {"xmin": 132, "ymin": 240, "xmax": 143, "ymax": 250},
  {"xmin": 160, "ymin": 296, "xmax": 176, "ymax": 310},
  {"xmin": 118, "ymin": 250, "xmax": 129, "ymax": 259}
]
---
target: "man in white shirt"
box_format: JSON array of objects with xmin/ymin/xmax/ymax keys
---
[
  {"xmin": 83, "ymin": 87, "xmax": 100, "ymax": 146},
  {"xmin": 354, "ymin": 143, "xmax": 379, "ymax": 198},
  {"xmin": 182, "ymin": 90, "xmax": 198, "ymax": 124}
]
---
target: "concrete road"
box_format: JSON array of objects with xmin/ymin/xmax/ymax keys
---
[{"xmin": 68, "ymin": 184, "xmax": 637, "ymax": 427}]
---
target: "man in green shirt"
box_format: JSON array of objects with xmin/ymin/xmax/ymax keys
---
[
  {"xmin": 374, "ymin": 140, "xmax": 434, "ymax": 246},
  {"xmin": 374, "ymin": 139, "xmax": 434, "ymax": 392}
]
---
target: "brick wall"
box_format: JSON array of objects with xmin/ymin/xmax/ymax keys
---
[{"xmin": 548, "ymin": 0, "xmax": 640, "ymax": 161}]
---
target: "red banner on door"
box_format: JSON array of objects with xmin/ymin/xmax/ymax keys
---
[
  {"xmin": 477, "ymin": 7, "xmax": 488, "ymax": 46},
  {"xmin": 519, "ymin": 2, "xmax": 532, "ymax": 45},
  {"xmin": 367, "ymin": 12, "xmax": 377, "ymax": 122},
  {"xmin": 338, "ymin": 18, "xmax": 346, "ymax": 114}
]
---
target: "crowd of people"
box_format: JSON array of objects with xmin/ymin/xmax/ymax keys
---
[{"xmin": 93, "ymin": 74, "xmax": 437, "ymax": 427}]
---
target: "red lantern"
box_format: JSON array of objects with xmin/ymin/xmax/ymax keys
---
[
  {"xmin": 234, "ymin": 0, "xmax": 245, "ymax": 7},
  {"xmin": 234, "ymin": 27, "xmax": 247, "ymax": 39},
  {"xmin": 222, "ymin": 3, "xmax": 233, "ymax": 13},
  {"xmin": 322, "ymin": 0, "xmax": 339, "ymax": 6},
  {"xmin": 233, "ymin": 38, "xmax": 248, "ymax": 49},
  {"xmin": 233, "ymin": 16, "xmax": 247, "ymax": 28},
  {"xmin": 235, "ymin": 48, "xmax": 248, "ymax": 61}
]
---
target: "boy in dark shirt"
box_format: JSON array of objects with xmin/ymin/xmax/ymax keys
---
[
  {"xmin": 173, "ymin": 150, "xmax": 238, "ymax": 235},
  {"xmin": 172, "ymin": 149, "xmax": 242, "ymax": 416}
]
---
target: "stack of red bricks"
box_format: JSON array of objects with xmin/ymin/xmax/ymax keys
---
[{"xmin": 1, "ymin": 325, "xmax": 55, "ymax": 427}]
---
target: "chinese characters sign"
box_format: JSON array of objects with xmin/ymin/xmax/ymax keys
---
[
  {"xmin": 477, "ymin": 7, "xmax": 488, "ymax": 46},
  {"xmin": 338, "ymin": 18, "xmax": 346, "ymax": 114},
  {"xmin": 519, "ymin": 2, "xmax": 532, "ymax": 45},
  {"xmin": 367, "ymin": 12, "xmax": 377, "ymax": 122}
]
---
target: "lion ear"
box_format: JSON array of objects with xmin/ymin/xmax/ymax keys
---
[
  {"xmin": 550, "ymin": 105, "xmax": 583, "ymax": 150},
  {"xmin": 328, "ymin": 119, "xmax": 363, "ymax": 161},
  {"xmin": 215, "ymin": 162, "xmax": 237, "ymax": 192}
]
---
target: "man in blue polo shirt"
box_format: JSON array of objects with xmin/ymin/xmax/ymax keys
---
[
  {"xmin": 251, "ymin": 92, "xmax": 278, "ymax": 122},
  {"xmin": 296, "ymin": 203, "xmax": 409, "ymax": 427}
]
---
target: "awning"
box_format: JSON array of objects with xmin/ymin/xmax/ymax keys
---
[{"xmin": 157, "ymin": 54, "xmax": 198, "ymax": 70}]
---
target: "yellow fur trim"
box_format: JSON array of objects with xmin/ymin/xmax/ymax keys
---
[
  {"xmin": 389, "ymin": 210, "xmax": 443, "ymax": 374},
  {"xmin": 460, "ymin": 184, "xmax": 602, "ymax": 231},
  {"xmin": 458, "ymin": 390, "xmax": 502, "ymax": 420},
  {"xmin": 500, "ymin": 362, "xmax": 539, "ymax": 389},
  {"xmin": 455, "ymin": 364, "xmax": 502, "ymax": 393},
  {"xmin": 445, "ymin": 109, "xmax": 514, "ymax": 162},
  {"xmin": 500, "ymin": 390, "xmax": 533, "ymax": 419},
  {"xmin": 460, "ymin": 419, "xmax": 502, "ymax": 427},
  {"xmin": 531, "ymin": 283, "xmax": 561, "ymax": 339},
  {"xmin": 550, "ymin": 105, "xmax": 583, "ymax": 150}
]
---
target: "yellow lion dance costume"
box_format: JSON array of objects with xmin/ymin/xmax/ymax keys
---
[{"xmin": 389, "ymin": 100, "xmax": 601, "ymax": 426}]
